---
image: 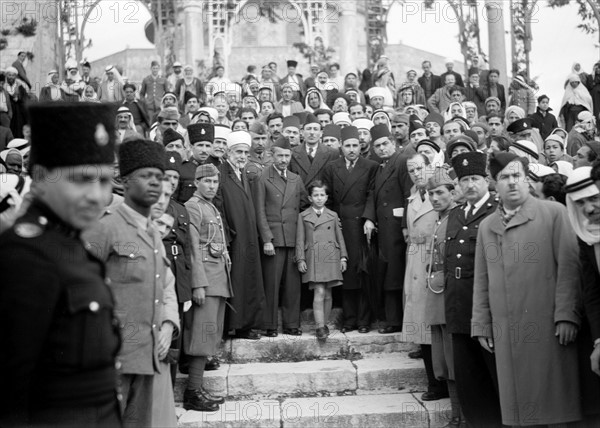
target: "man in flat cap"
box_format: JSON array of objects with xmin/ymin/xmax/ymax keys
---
[
  {"xmin": 289, "ymin": 113, "xmax": 339, "ymax": 186},
  {"xmin": 86, "ymin": 138, "xmax": 180, "ymax": 427},
  {"xmin": 0, "ymin": 103, "xmax": 121, "ymax": 426},
  {"xmin": 444, "ymin": 152, "xmax": 501, "ymax": 427},
  {"xmin": 215, "ymin": 131, "xmax": 266, "ymax": 340},
  {"xmin": 177, "ymin": 123, "xmax": 214, "ymax": 203},
  {"xmin": 322, "ymin": 126, "xmax": 379, "ymax": 333},
  {"xmin": 183, "ymin": 163, "xmax": 231, "ymax": 411},
  {"xmin": 472, "ymin": 152, "xmax": 581, "ymax": 427},
  {"xmin": 254, "ymin": 135, "xmax": 308, "ymax": 336}
]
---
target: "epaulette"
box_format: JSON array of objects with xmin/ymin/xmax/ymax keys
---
[{"xmin": 14, "ymin": 215, "xmax": 47, "ymax": 239}]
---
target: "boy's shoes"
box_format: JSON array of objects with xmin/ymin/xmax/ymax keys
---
[
  {"xmin": 183, "ymin": 389, "xmax": 220, "ymax": 411},
  {"xmin": 358, "ymin": 326, "xmax": 370, "ymax": 333},
  {"xmin": 283, "ymin": 328, "xmax": 302, "ymax": 336},
  {"xmin": 265, "ymin": 329, "xmax": 278, "ymax": 337},
  {"xmin": 204, "ymin": 357, "xmax": 220, "ymax": 371},
  {"xmin": 316, "ymin": 327, "xmax": 328, "ymax": 340}
]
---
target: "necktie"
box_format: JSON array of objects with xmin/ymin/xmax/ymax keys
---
[
  {"xmin": 466, "ymin": 204, "xmax": 476, "ymax": 220},
  {"xmin": 347, "ymin": 161, "xmax": 354, "ymax": 173},
  {"xmin": 308, "ymin": 147, "xmax": 315, "ymax": 162},
  {"xmin": 316, "ymin": 211, "xmax": 321, "ymax": 217}
]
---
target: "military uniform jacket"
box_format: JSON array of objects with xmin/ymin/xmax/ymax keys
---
[
  {"xmin": 85, "ymin": 203, "xmax": 180, "ymax": 376},
  {"xmin": 177, "ymin": 158, "xmax": 201, "ymax": 204},
  {"xmin": 185, "ymin": 194, "xmax": 233, "ymax": 298},
  {"xmin": 164, "ymin": 199, "xmax": 193, "ymax": 302},
  {"xmin": 289, "ymin": 143, "xmax": 339, "ymax": 186},
  {"xmin": 0, "ymin": 200, "xmax": 120, "ymax": 426},
  {"xmin": 254, "ymin": 165, "xmax": 308, "ymax": 247},
  {"xmin": 443, "ymin": 194, "xmax": 498, "ymax": 335}
]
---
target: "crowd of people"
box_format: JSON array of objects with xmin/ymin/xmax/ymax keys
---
[{"xmin": 1, "ymin": 51, "xmax": 600, "ymax": 428}]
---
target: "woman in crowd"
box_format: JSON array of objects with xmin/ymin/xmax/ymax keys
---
[
  {"xmin": 560, "ymin": 73, "xmax": 594, "ymax": 132},
  {"xmin": 304, "ymin": 88, "xmax": 328, "ymax": 113}
]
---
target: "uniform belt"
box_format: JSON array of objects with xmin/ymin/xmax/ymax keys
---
[{"xmin": 454, "ymin": 267, "xmax": 474, "ymax": 279}]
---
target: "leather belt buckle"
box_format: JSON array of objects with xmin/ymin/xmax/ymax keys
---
[
  {"xmin": 171, "ymin": 245, "xmax": 179, "ymax": 256},
  {"xmin": 455, "ymin": 267, "xmax": 461, "ymax": 279}
]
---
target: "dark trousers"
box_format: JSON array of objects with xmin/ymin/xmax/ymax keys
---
[
  {"xmin": 32, "ymin": 399, "xmax": 122, "ymax": 428},
  {"xmin": 421, "ymin": 344, "xmax": 448, "ymax": 394},
  {"xmin": 452, "ymin": 333, "xmax": 502, "ymax": 428},
  {"xmin": 119, "ymin": 374, "xmax": 154, "ymax": 428},
  {"xmin": 384, "ymin": 289, "xmax": 403, "ymax": 327},
  {"xmin": 262, "ymin": 247, "xmax": 301, "ymax": 330},
  {"xmin": 342, "ymin": 288, "xmax": 371, "ymax": 327}
]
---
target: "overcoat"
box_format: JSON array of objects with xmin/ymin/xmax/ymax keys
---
[
  {"xmin": 164, "ymin": 199, "xmax": 193, "ymax": 302},
  {"xmin": 401, "ymin": 191, "xmax": 437, "ymax": 345},
  {"xmin": 322, "ymin": 156, "xmax": 378, "ymax": 290},
  {"xmin": 214, "ymin": 161, "xmax": 266, "ymax": 330},
  {"xmin": 289, "ymin": 142, "xmax": 338, "ymax": 186},
  {"xmin": 472, "ymin": 197, "xmax": 582, "ymax": 426},
  {"xmin": 295, "ymin": 207, "xmax": 348, "ymax": 284}
]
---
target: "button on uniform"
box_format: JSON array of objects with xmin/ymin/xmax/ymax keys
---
[{"xmin": 89, "ymin": 301, "xmax": 100, "ymax": 312}]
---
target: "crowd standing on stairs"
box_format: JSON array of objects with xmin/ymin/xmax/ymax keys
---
[{"xmin": 1, "ymin": 51, "xmax": 600, "ymax": 428}]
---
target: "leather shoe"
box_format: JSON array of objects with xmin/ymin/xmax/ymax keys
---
[
  {"xmin": 324, "ymin": 325, "xmax": 330, "ymax": 335},
  {"xmin": 283, "ymin": 328, "xmax": 302, "ymax": 336},
  {"xmin": 265, "ymin": 329, "xmax": 278, "ymax": 337},
  {"xmin": 341, "ymin": 325, "xmax": 357, "ymax": 333},
  {"xmin": 358, "ymin": 326, "xmax": 370, "ymax": 333},
  {"xmin": 315, "ymin": 327, "xmax": 328, "ymax": 340},
  {"xmin": 421, "ymin": 390, "xmax": 450, "ymax": 401},
  {"xmin": 443, "ymin": 416, "xmax": 462, "ymax": 427},
  {"xmin": 183, "ymin": 389, "xmax": 220, "ymax": 411},
  {"xmin": 408, "ymin": 350, "xmax": 422, "ymax": 359},
  {"xmin": 204, "ymin": 357, "xmax": 220, "ymax": 371},
  {"xmin": 378, "ymin": 326, "xmax": 401, "ymax": 334},
  {"xmin": 233, "ymin": 329, "xmax": 261, "ymax": 340},
  {"xmin": 201, "ymin": 387, "xmax": 225, "ymax": 404}
]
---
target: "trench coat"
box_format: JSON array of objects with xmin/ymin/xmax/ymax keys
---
[
  {"xmin": 400, "ymin": 191, "xmax": 437, "ymax": 345},
  {"xmin": 296, "ymin": 207, "xmax": 348, "ymax": 284},
  {"xmin": 472, "ymin": 197, "xmax": 582, "ymax": 426}
]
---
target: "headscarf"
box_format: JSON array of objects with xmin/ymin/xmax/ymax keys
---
[
  {"xmin": 444, "ymin": 102, "xmax": 467, "ymax": 122},
  {"xmin": 45, "ymin": 70, "xmax": 62, "ymax": 101},
  {"xmin": 80, "ymin": 85, "xmax": 100, "ymax": 102},
  {"xmin": 102, "ymin": 65, "xmax": 125, "ymax": 85},
  {"xmin": 371, "ymin": 109, "xmax": 392, "ymax": 132},
  {"xmin": 550, "ymin": 160, "xmax": 574, "ymax": 178},
  {"xmin": 504, "ymin": 105, "xmax": 526, "ymax": 122},
  {"xmin": 560, "ymin": 73, "xmax": 593, "ymax": 112},
  {"xmin": 304, "ymin": 88, "xmax": 327, "ymax": 113},
  {"xmin": 0, "ymin": 148, "xmax": 22, "ymax": 171},
  {"xmin": 182, "ymin": 65, "xmax": 195, "ymax": 86},
  {"xmin": 565, "ymin": 167, "xmax": 600, "ymax": 247}
]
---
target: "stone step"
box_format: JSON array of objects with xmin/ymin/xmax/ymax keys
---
[
  {"xmin": 174, "ymin": 355, "xmax": 427, "ymax": 401},
  {"xmin": 177, "ymin": 394, "xmax": 452, "ymax": 427},
  {"xmin": 220, "ymin": 329, "xmax": 415, "ymax": 363}
]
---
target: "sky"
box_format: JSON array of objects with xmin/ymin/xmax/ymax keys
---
[{"xmin": 85, "ymin": 0, "xmax": 599, "ymax": 112}]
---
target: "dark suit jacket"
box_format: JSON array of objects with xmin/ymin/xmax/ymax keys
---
[
  {"xmin": 254, "ymin": 165, "xmax": 307, "ymax": 248},
  {"xmin": 164, "ymin": 199, "xmax": 193, "ymax": 302},
  {"xmin": 440, "ymin": 70, "xmax": 464, "ymax": 87},
  {"xmin": 417, "ymin": 74, "xmax": 442, "ymax": 99},
  {"xmin": 481, "ymin": 83, "xmax": 507, "ymax": 110},
  {"xmin": 444, "ymin": 195, "xmax": 498, "ymax": 335},
  {"xmin": 322, "ymin": 156, "xmax": 378, "ymax": 290},
  {"xmin": 579, "ymin": 238, "xmax": 600, "ymax": 340},
  {"xmin": 12, "ymin": 60, "xmax": 31, "ymax": 89},
  {"xmin": 289, "ymin": 143, "xmax": 339, "ymax": 186},
  {"xmin": 365, "ymin": 152, "xmax": 412, "ymax": 291}
]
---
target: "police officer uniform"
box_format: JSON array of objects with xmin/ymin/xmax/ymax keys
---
[
  {"xmin": 176, "ymin": 123, "xmax": 214, "ymax": 204},
  {"xmin": 444, "ymin": 152, "xmax": 502, "ymax": 428},
  {"xmin": 0, "ymin": 103, "xmax": 122, "ymax": 427}
]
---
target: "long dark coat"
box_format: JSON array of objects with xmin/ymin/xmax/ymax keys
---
[
  {"xmin": 163, "ymin": 199, "xmax": 193, "ymax": 302},
  {"xmin": 214, "ymin": 161, "xmax": 266, "ymax": 331},
  {"xmin": 289, "ymin": 143, "xmax": 338, "ymax": 186},
  {"xmin": 322, "ymin": 156, "xmax": 378, "ymax": 290}
]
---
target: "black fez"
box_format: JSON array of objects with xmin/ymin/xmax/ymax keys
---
[
  {"xmin": 370, "ymin": 123, "xmax": 391, "ymax": 141},
  {"xmin": 340, "ymin": 125, "xmax": 359, "ymax": 142},
  {"xmin": 119, "ymin": 139, "xmax": 165, "ymax": 177},
  {"xmin": 29, "ymin": 102, "xmax": 116, "ymax": 169},
  {"xmin": 409, "ymin": 120, "xmax": 425, "ymax": 135},
  {"xmin": 451, "ymin": 151, "xmax": 488, "ymax": 179},
  {"xmin": 272, "ymin": 136, "xmax": 292, "ymax": 150},
  {"xmin": 282, "ymin": 115, "xmax": 301, "ymax": 130},
  {"xmin": 162, "ymin": 128, "xmax": 184, "ymax": 147},
  {"xmin": 293, "ymin": 111, "xmax": 308, "ymax": 125},
  {"xmin": 184, "ymin": 91, "xmax": 198, "ymax": 105},
  {"xmin": 323, "ymin": 124, "xmax": 342, "ymax": 140},
  {"xmin": 287, "ymin": 60, "xmax": 298, "ymax": 68},
  {"xmin": 506, "ymin": 118, "xmax": 534, "ymax": 134},
  {"xmin": 305, "ymin": 113, "xmax": 320, "ymax": 126},
  {"xmin": 488, "ymin": 151, "xmax": 527, "ymax": 180},
  {"xmin": 188, "ymin": 123, "xmax": 214, "ymax": 144},
  {"xmin": 164, "ymin": 151, "xmax": 182, "ymax": 173}
]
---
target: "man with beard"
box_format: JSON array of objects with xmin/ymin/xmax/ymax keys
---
[
  {"xmin": 354, "ymin": 118, "xmax": 375, "ymax": 160},
  {"xmin": 3, "ymin": 67, "xmax": 28, "ymax": 138},
  {"xmin": 290, "ymin": 114, "xmax": 339, "ymax": 186},
  {"xmin": 390, "ymin": 112, "xmax": 410, "ymax": 152},
  {"xmin": 177, "ymin": 123, "xmax": 214, "ymax": 203},
  {"xmin": 444, "ymin": 152, "xmax": 501, "ymax": 427},
  {"xmin": 254, "ymin": 136, "xmax": 308, "ymax": 337},
  {"xmin": 322, "ymin": 126, "xmax": 378, "ymax": 333},
  {"xmin": 212, "ymin": 125, "xmax": 231, "ymax": 164},
  {"xmin": 86, "ymin": 138, "xmax": 179, "ymax": 427},
  {"xmin": 245, "ymin": 121, "xmax": 271, "ymax": 180},
  {"xmin": 0, "ymin": 103, "xmax": 121, "ymax": 427},
  {"xmin": 215, "ymin": 131, "xmax": 266, "ymax": 340},
  {"xmin": 115, "ymin": 106, "xmax": 140, "ymax": 144},
  {"xmin": 473, "ymin": 152, "xmax": 581, "ymax": 427},
  {"xmin": 567, "ymin": 111, "xmax": 595, "ymax": 157},
  {"xmin": 365, "ymin": 124, "xmax": 412, "ymax": 334}
]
